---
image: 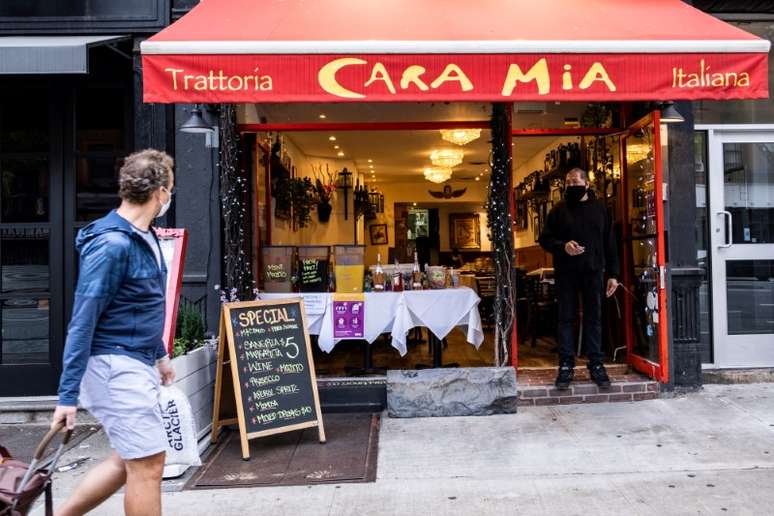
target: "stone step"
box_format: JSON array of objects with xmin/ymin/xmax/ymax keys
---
[{"xmin": 517, "ymin": 379, "xmax": 659, "ymax": 407}]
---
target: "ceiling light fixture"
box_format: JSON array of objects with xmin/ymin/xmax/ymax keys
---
[
  {"xmin": 329, "ymin": 136, "xmax": 337, "ymax": 141},
  {"xmin": 334, "ymin": 145, "xmax": 340, "ymax": 149},
  {"xmin": 319, "ymin": 114, "xmax": 327, "ymax": 119},
  {"xmin": 368, "ymin": 159, "xmax": 373, "ymax": 163},
  {"xmin": 423, "ymin": 166, "xmax": 453, "ymax": 184},
  {"xmin": 337, "ymin": 151, "xmax": 344, "ymax": 157},
  {"xmin": 440, "ymin": 128, "xmax": 482, "ymax": 146},
  {"xmin": 430, "ymin": 148, "xmax": 464, "ymax": 168}
]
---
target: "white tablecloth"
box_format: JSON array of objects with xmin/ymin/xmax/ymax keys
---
[{"xmin": 257, "ymin": 287, "xmax": 483, "ymax": 356}]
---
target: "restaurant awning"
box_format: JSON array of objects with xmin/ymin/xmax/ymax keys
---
[
  {"xmin": 0, "ymin": 35, "xmax": 128, "ymax": 75},
  {"xmin": 141, "ymin": 0, "xmax": 770, "ymax": 103}
]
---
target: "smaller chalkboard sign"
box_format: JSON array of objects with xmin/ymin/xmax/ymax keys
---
[
  {"xmin": 211, "ymin": 299, "xmax": 326, "ymax": 460},
  {"xmin": 298, "ymin": 257, "xmax": 329, "ymax": 292}
]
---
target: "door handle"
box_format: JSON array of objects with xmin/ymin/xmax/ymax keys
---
[{"xmin": 717, "ymin": 210, "xmax": 733, "ymax": 248}]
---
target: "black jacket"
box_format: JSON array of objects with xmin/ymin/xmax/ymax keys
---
[{"xmin": 538, "ymin": 191, "xmax": 619, "ymax": 278}]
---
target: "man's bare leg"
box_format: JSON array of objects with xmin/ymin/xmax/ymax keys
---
[
  {"xmin": 56, "ymin": 451, "xmax": 126, "ymax": 516},
  {"xmin": 124, "ymin": 451, "xmax": 165, "ymax": 516}
]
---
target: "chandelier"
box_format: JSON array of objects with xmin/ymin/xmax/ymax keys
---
[
  {"xmin": 430, "ymin": 148, "xmax": 464, "ymax": 168},
  {"xmin": 440, "ymin": 128, "xmax": 481, "ymax": 146},
  {"xmin": 424, "ymin": 166, "xmax": 453, "ymax": 183}
]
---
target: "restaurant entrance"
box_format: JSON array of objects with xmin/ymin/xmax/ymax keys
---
[
  {"xmin": 237, "ymin": 102, "xmax": 670, "ymax": 383},
  {"xmin": 512, "ymin": 109, "xmax": 669, "ymax": 383}
]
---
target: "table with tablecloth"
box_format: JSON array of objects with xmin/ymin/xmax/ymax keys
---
[{"xmin": 257, "ymin": 287, "xmax": 484, "ymax": 356}]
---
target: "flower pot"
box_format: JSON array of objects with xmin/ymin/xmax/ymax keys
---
[{"xmin": 317, "ymin": 202, "xmax": 333, "ymax": 223}]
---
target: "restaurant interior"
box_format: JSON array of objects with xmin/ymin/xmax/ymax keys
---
[{"xmin": 239, "ymin": 101, "xmax": 662, "ymax": 377}]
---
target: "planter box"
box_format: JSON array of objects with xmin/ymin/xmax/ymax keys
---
[{"xmin": 162, "ymin": 340, "xmax": 218, "ymax": 479}]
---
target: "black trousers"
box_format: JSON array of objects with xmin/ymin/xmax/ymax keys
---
[{"xmin": 555, "ymin": 269, "xmax": 605, "ymax": 367}]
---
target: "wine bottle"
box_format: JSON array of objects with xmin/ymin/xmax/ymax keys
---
[
  {"xmin": 412, "ymin": 252, "xmax": 422, "ymax": 290},
  {"xmin": 392, "ymin": 258, "xmax": 403, "ymax": 292},
  {"xmin": 373, "ymin": 253, "xmax": 385, "ymax": 291}
]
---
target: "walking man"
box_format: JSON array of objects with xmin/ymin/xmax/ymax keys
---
[
  {"xmin": 51, "ymin": 149, "xmax": 176, "ymax": 516},
  {"xmin": 538, "ymin": 167, "xmax": 619, "ymax": 390}
]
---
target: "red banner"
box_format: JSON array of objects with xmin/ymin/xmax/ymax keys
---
[{"xmin": 142, "ymin": 53, "xmax": 768, "ymax": 103}]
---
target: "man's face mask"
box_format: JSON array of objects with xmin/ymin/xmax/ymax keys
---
[
  {"xmin": 156, "ymin": 186, "xmax": 173, "ymax": 218},
  {"xmin": 564, "ymin": 184, "xmax": 587, "ymax": 203}
]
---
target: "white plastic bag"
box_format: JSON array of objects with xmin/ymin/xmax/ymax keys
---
[{"xmin": 158, "ymin": 385, "xmax": 201, "ymax": 467}]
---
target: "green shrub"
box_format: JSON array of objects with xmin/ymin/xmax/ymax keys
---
[{"xmin": 173, "ymin": 302, "xmax": 206, "ymax": 357}]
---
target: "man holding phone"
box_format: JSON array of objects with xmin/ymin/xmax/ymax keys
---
[{"xmin": 538, "ymin": 168, "xmax": 619, "ymax": 390}]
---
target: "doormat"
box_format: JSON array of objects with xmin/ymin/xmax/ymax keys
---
[{"xmin": 186, "ymin": 413, "xmax": 379, "ymax": 489}]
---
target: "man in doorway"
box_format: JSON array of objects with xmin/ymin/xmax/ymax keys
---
[
  {"xmin": 51, "ymin": 149, "xmax": 176, "ymax": 516},
  {"xmin": 538, "ymin": 167, "xmax": 619, "ymax": 390}
]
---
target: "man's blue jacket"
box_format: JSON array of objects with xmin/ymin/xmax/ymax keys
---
[{"xmin": 57, "ymin": 210, "xmax": 167, "ymax": 406}]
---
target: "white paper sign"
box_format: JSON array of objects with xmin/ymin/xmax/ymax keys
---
[{"xmin": 302, "ymin": 293, "xmax": 327, "ymax": 316}]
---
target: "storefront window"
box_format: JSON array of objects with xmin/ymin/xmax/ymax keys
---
[
  {"xmin": 75, "ymin": 87, "xmax": 126, "ymax": 221},
  {"xmin": 722, "ymin": 142, "xmax": 774, "ymax": 244},
  {"xmin": 695, "ymin": 21, "xmax": 774, "ymax": 125},
  {"xmin": 1, "ymin": 229, "xmax": 50, "ymax": 365},
  {"xmin": 725, "ymin": 259, "xmax": 774, "ymax": 335},
  {"xmin": 0, "ymin": 158, "xmax": 49, "ymax": 223}
]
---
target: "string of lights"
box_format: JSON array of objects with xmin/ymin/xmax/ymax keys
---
[{"xmin": 487, "ymin": 103, "xmax": 517, "ymax": 366}]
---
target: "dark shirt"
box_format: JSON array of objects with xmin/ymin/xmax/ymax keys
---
[{"xmin": 538, "ymin": 192, "xmax": 619, "ymax": 278}]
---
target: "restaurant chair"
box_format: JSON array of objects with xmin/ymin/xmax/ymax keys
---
[
  {"xmin": 524, "ymin": 275, "xmax": 558, "ymax": 348},
  {"xmin": 475, "ymin": 275, "xmax": 497, "ymax": 329}
]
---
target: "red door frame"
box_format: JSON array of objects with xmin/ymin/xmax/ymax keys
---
[{"xmin": 621, "ymin": 111, "xmax": 670, "ymax": 383}]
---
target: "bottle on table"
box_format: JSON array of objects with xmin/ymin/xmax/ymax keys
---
[
  {"xmin": 412, "ymin": 252, "xmax": 423, "ymax": 290},
  {"xmin": 373, "ymin": 252, "xmax": 385, "ymax": 291},
  {"xmin": 392, "ymin": 258, "xmax": 403, "ymax": 292}
]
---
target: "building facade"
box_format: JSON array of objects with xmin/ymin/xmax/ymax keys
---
[{"xmin": 1, "ymin": 0, "xmax": 772, "ymax": 399}]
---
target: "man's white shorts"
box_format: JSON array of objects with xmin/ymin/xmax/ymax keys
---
[{"xmin": 80, "ymin": 354, "xmax": 166, "ymax": 460}]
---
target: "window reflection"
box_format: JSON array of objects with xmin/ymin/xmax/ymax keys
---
[
  {"xmin": 722, "ymin": 143, "xmax": 774, "ymax": 244},
  {"xmin": 726, "ymin": 260, "xmax": 774, "ymax": 335},
  {"xmin": 0, "ymin": 158, "xmax": 49, "ymax": 223}
]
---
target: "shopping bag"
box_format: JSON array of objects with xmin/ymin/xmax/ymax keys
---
[{"xmin": 158, "ymin": 385, "xmax": 201, "ymax": 467}]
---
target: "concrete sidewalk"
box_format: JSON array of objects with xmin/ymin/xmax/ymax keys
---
[{"xmin": 31, "ymin": 384, "xmax": 774, "ymax": 515}]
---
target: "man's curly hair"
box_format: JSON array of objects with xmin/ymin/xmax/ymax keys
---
[{"xmin": 118, "ymin": 149, "xmax": 174, "ymax": 204}]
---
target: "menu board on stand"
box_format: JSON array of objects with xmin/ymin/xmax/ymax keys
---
[{"xmin": 211, "ymin": 299, "xmax": 326, "ymax": 460}]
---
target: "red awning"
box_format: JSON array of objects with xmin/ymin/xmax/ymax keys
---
[{"xmin": 141, "ymin": 0, "xmax": 770, "ymax": 103}]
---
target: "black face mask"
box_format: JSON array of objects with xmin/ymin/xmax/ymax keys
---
[{"xmin": 564, "ymin": 185, "xmax": 587, "ymax": 203}]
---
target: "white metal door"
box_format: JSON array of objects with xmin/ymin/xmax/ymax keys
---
[{"xmin": 707, "ymin": 128, "xmax": 774, "ymax": 368}]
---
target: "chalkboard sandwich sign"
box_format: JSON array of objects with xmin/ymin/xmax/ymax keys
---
[{"xmin": 211, "ymin": 298, "xmax": 326, "ymax": 460}]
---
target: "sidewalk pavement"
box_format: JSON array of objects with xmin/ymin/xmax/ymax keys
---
[{"xmin": 28, "ymin": 383, "xmax": 774, "ymax": 515}]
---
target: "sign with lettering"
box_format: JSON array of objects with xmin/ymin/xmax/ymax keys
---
[
  {"xmin": 143, "ymin": 53, "xmax": 768, "ymax": 104},
  {"xmin": 211, "ymin": 299, "xmax": 325, "ymax": 460},
  {"xmin": 332, "ymin": 295, "xmax": 365, "ymax": 339},
  {"xmin": 298, "ymin": 257, "xmax": 329, "ymax": 292}
]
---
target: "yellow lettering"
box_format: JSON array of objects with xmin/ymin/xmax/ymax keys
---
[
  {"xmin": 318, "ymin": 58, "xmax": 367, "ymax": 98},
  {"xmin": 501, "ymin": 59, "xmax": 550, "ymax": 96},
  {"xmin": 738, "ymin": 72, "xmax": 750, "ymax": 87},
  {"xmin": 400, "ymin": 65, "xmax": 430, "ymax": 91},
  {"xmin": 562, "ymin": 64, "xmax": 573, "ymax": 90},
  {"xmin": 364, "ymin": 62, "xmax": 396, "ymax": 94},
  {"xmin": 430, "ymin": 64, "xmax": 473, "ymax": 91},
  {"xmin": 164, "ymin": 68, "xmax": 184, "ymax": 90},
  {"xmin": 260, "ymin": 75, "xmax": 273, "ymax": 91},
  {"xmin": 578, "ymin": 62, "xmax": 616, "ymax": 91},
  {"xmin": 194, "ymin": 76, "xmax": 208, "ymax": 91}
]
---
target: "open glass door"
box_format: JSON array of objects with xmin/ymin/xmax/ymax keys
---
[{"xmin": 622, "ymin": 112, "xmax": 669, "ymax": 382}]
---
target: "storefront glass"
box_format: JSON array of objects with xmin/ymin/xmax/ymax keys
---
[{"xmin": 695, "ymin": 21, "xmax": 774, "ymax": 125}]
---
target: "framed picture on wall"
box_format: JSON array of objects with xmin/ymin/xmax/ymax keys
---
[
  {"xmin": 449, "ymin": 213, "xmax": 481, "ymax": 250},
  {"xmin": 370, "ymin": 223, "xmax": 388, "ymax": 245}
]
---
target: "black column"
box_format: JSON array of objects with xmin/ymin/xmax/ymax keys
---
[{"xmin": 666, "ymin": 101, "xmax": 704, "ymax": 389}]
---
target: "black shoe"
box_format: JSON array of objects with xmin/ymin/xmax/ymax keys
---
[
  {"xmin": 555, "ymin": 364, "xmax": 575, "ymax": 391},
  {"xmin": 589, "ymin": 363, "xmax": 611, "ymax": 389}
]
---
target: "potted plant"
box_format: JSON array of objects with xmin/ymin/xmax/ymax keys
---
[
  {"xmin": 168, "ymin": 301, "xmax": 218, "ymax": 461},
  {"xmin": 312, "ymin": 165, "xmax": 336, "ymax": 223}
]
